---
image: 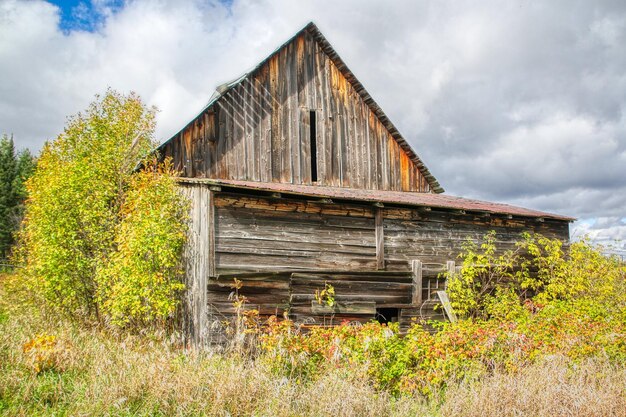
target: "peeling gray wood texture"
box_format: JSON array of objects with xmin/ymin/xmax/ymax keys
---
[
  {"xmin": 159, "ymin": 28, "xmax": 434, "ymax": 192},
  {"xmin": 210, "ymin": 193, "xmax": 569, "ymax": 274}
]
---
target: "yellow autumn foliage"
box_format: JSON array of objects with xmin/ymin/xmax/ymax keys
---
[{"xmin": 17, "ymin": 90, "xmax": 189, "ymax": 328}]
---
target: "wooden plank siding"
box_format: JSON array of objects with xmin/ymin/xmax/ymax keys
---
[
  {"xmin": 213, "ymin": 194, "xmax": 378, "ymax": 273},
  {"xmin": 160, "ymin": 31, "xmax": 430, "ymax": 192},
  {"xmin": 205, "ymin": 191, "xmax": 569, "ymax": 274},
  {"xmin": 179, "ymin": 184, "xmax": 214, "ymax": 346},
  {"xmin": 382, "ymin": 207, "xmax": 570, "ymax": 271},
  {"xmin": 203, "ymin": 270, "xmax": 414, "ymax": 340},
  {"xmin": 179, "ymin": 186, "xmax": 570, "ymax": 343}
]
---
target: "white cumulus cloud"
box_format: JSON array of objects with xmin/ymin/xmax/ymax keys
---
[{"xmin": 1, "ymin": 0, "xmax": 625, "ymax": 249}]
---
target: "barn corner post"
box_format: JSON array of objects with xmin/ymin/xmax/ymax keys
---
[
  {"xmin": 181, "ymin": 183, "xmax": 215, "ymax": 348},
  {"xmin": 375, "ymin": 207, "xmax": 385, "ymax": 270}
]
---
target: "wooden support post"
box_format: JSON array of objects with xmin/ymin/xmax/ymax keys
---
[
  {"xmin": 208, "ymin": 189, "xmax": 216, "ymax": 278},
  {"xmin": 445, "ymin": 261, "xmax": 459, "ymax": 291},
  {"xmin": 446, "ymin": 261, "xmax": 455, "ymax": 274},
  {"xmin": 375, "ymin": 208, "xmax": 385, "ymax": 270},
  {"xmin": 411, "ymin": 259, "xmax": 423, "ymax": 306}
]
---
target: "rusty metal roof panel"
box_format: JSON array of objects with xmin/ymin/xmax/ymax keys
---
[{"xmin": 179, "ymin": 178, "xmax": 575, "ymax": 222}]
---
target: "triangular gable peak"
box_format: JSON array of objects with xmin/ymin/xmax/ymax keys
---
[{"xmin": 158, "ymin": 22, "xmax": 444, "ymax": 193}]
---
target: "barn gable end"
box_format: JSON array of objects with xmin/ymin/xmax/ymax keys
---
[{"xmin": 158, "ymin": 23, "xmax": 442, "ymax": 193}]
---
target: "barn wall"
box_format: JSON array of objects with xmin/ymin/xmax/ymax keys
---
[
  {"xmin": 210, "ymin": 192, "xmax": 569, "ymax": 274},
  {"xmin": 180, "ymin": 186, "xmax": 570, "ymax": 342},
  {"xmin": 179, "ymin": 184, "xmax": 214, "ymax": 346},
  {"xmin": 161, "ymin": 31, "xmax": 430, "ymax": 192},
  {"xmin": 205, "ymin": 270, "xmax": 416, "ymax": 344},
  {"xmin": 214, "ymin": 194, "xmax": 378, "ymax": 273},
  {"xmin": 382, "ymin": 207, "xmax": 571, "ymax": 272}
]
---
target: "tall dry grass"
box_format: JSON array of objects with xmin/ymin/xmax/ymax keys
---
[
  {"xmin": 1, "ymin": 273, "xmax": 624, "ymax": 416},
  {"xmin": 442, "ymin": 355, "xmax": 626, "ymax": 417}
]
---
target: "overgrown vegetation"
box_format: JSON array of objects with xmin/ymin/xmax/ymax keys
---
[
  {"xmin": 16, "ymin": 90, "xmax": 188, "ymax": 328},
  {"xmin": 240, "ymin": 234, "xmax": 625, "ymax": 403},
  {"xmin": 2, "ymin": 270, "xmax": 625, "ymax": 416},
  {"xmin": 445, "ymin": 231, "xmax": 626, "ymax": 319},
  {"xmin": 96, "ymin": 160, "xmax": 188, "ymax": 327},
  {"xmin": 258, "ymin": 297, "xmax": 625, "ymax": 396}
]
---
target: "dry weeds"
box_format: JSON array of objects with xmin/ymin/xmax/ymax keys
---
[{"xmin": 441, "ymin": 355, "xmax": 626, "ymax": 417}]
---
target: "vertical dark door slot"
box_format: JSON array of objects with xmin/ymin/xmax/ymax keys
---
[{"xmin": 309, "ymin": 110, "xmax": 318, "ymax": 182}]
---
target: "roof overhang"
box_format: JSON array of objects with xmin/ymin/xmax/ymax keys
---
[{"xmin": 177, "ymin": 177, "xmax": 575, "ymax": 222}]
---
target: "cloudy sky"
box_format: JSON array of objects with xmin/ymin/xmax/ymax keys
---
[{"xmin": 1, "ymin": 0, "xmax": 625, "ymax": 253}]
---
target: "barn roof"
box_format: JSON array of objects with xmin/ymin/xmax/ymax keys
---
[
  {"xmin": 157, "ymin": 22, "xmax": 444, "ymax": 193},
  {"xmin": 178, "ymin": 178, "xmax": 575, "ymax": 222}
]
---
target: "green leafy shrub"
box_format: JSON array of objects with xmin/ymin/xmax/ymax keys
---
[
  {"xmin": 519, "ymin": 233, "xmax": 626, "ymax": 308},
  {"xmin": 18, "ymin": 90, "xmax": 189, "ymax": 328},
  {"xmin": 96, "ymin": 160, "xmax": 188, "ymax": 327},
  {"xmin": 258, "ymin": 301, "xmax": 625, "ymax": 397},
  {"xmin": 447, "ymin": 231, "xmax": 626, "ymax": 320},
  {"xmin": 19, "ymin": 90, "xmax": 155, "ymax": 317},
  {"xmin": 445, "ymin": 231, "xmax": 520, "ymax": 318}
]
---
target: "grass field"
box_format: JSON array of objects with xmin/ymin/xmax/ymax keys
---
[{"xmin": 1, "ymin": 273, "xmax": 624, "ymax": 417}]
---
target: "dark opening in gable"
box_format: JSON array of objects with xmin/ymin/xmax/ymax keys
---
[{"xmin": 309, "ymin": 110, "xmax": 318, "ymax": 182}]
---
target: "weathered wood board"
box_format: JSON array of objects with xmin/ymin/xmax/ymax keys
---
[
  {"xmin": 214, "ymin": 194, "xmax": 378, "ymax": 273},
  {"xmin": 179, "ymin": 184, "xmax": 213, "ymax": 346}
]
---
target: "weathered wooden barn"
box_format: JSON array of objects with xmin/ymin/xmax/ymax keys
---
[{"xmin": 156, "ymin": 23, "xmax": 573, "ymax": 344}]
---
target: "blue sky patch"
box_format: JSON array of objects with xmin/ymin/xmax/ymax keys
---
[
  {"xmin": 47, "ymin": 0, "xmax": 124, "ymax": 33},
  {"xmin": 48, "ymin": 1, "xmax": 235, "ymax": 33}
]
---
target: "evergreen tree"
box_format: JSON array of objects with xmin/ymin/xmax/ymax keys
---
[
  {"xmin": 0, "ymin": 135, "xmax": 18, "ymax": 258},
  {"xmin": 0, "ymin": 135, "xmax": 36, "ymax": 259}
]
